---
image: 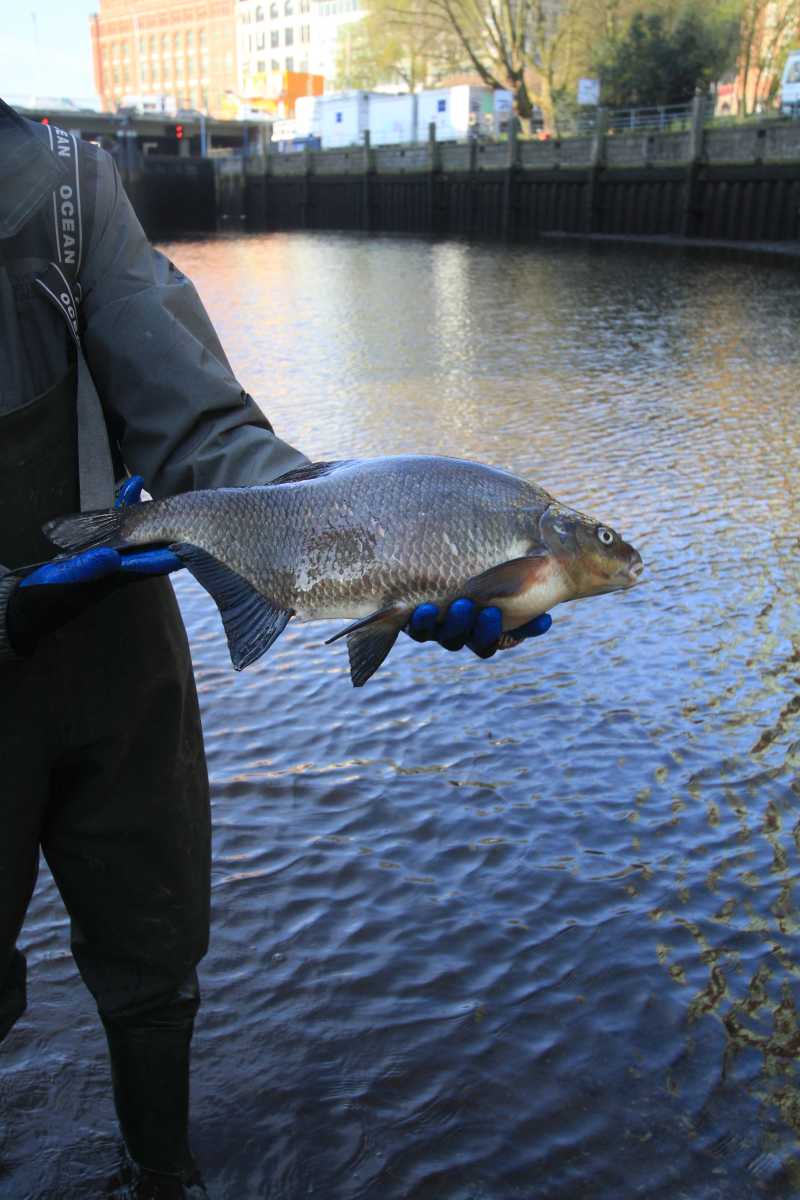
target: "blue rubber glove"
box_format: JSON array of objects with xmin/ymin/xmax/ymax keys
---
[
  {"xmin": 7, "ymin": 476, "xmax": 182, "ymax": 655},
  {"xmin": 408, "ymin": 599, "xmax": 552, "ymax": 659}
]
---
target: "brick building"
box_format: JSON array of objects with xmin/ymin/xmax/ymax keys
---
[{"xmin": 89, "ymin": 0, "xmax": 237, "ymax": 117}]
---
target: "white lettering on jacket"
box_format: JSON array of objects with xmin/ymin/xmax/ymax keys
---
[
  {"xmin": 58, "ymin": 185, "xmax": 76, "ymax": 263},
  {"xmin": 55, "ymin": 127, "xmax": 71, "ymax": 158},
  {"xmin": 58, "ymin": 290, "xmax": 78, "ymax": 335}
]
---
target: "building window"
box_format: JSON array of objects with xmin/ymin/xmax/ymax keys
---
[
  {"xmin": 257, "ymin": 59, "xmax": 265, "ymax": 72},
  {"xmin": 199, "ymin": 29, "xmax": 206, "ymax": 48},
  {"xmin": 284, "ymin": 0, "xmax": 293, "ymax": 14},
  {"xmin": 174, "ymin": 32, "xmax": 182, "ymax": 50},
  {"xmin": 300, "ymin": 24, "xmax": 310, "ymax": 42},
  {"xmin": 256, "ymin": 32, "xmax": 265, "ymax": 48},
  {"xmin": 285, "ymin": 55, "xmax": 293, "ymax": 71},
  {"xmin": 271, "ymin": 58, "xmax": 280, "ymax": 70},
  {"xmin": 271, "ymin": 31, "xmax": 279, "ymax": 47},
  {"xmin": 149, "ymin": 34, "xmax": 156, "ymax": 54},
  {"xmin": 270, "ymin": 1, "xmax": 278, "ymax": 15},
  {"xmin": 255, "ymin": 4, "xmax": 264, "ymax": 18},
  {"xmin": 284, "ymin": 26, "xmax": 293, "ymax": 45},
  {"xmin": 300, "ymin": 0, "xmax": 309, "ymax": 11},
  {"xmin": 161, "ymin": 34, "xmax": 169, "ymax": 52}
]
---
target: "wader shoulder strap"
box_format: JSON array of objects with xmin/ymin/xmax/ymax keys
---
[
  {"xmin": 37, "ymin": 124, "xmax": 115, "ymax": 511},
  {"xmin": 35, "ymin": 262, "xmax": 115, "ymax": 511}
]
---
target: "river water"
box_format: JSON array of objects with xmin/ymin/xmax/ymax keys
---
[{"xmin": 2, "ymin": 233, "xmax": 800, "ymax": 1200}]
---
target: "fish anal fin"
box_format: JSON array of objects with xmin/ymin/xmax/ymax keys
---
[
  {"xmin": 171, "ymin": 542, "xmax": 293, "ymax": 671},
  {"xmin": 461, "ymin": 555, "xmax": 550, "ymax": 606}
]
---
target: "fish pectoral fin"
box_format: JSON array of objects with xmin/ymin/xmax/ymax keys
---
[
  {"xmin": 171, "ymin": 543, "xmax": 293, "ymax": 671},
  {"xmin": 497, "ymin": 632, "xmax": 524, "ymax": 651},
  {"xmin": 461, "ymin": 555, "xmax": 550, "ymax": 606},
  {"xmin": 325, "ymin": 607, "xmax": 407, "ymax": 687}
]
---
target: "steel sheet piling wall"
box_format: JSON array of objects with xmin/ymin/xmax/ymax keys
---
[
  {"xmin": 118, "ymin": 112, "xmax": 800, "ymax": 245},
  {"xmin": 251, "ymin": 159, "xmax": 799, "ymax": 246},
  {"xmin": 244, "ymin": 102, "xmax": 800, "ymax": 246}
]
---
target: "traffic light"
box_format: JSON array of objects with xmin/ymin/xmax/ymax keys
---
[
  {"xmin": 40, "ymin": 116, "xmax": 49, "ymax": 125},
  {"xmin": 175, "ymin": 124, "xmax": 184, "ymax": 141}
]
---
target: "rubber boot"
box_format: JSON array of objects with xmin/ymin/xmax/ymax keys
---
[
  {"xmin": 0, "ymin": 950, "xmax": 27, "ymax": 1042},
  {"xmin": 103, "ymin": 1019, "xmax": 208, "ymax": 1197},
  {"xmin": 118, "ymin": 1152, "xmax": 210, "ymax": 1199}
]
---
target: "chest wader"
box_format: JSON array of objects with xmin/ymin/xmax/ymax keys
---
[{"xmin": 0, "ymin": 125, "xmax": 211, "ymax": 1183}]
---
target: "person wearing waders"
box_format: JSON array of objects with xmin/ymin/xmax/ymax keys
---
[{"xmin": 0, "ymin": 99, "xmax": 552, "ymax": 1199}]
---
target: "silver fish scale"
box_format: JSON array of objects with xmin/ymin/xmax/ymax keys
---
[{"xmin": 121, "ymin": 456, "xmax": 553, "ymax": 619}]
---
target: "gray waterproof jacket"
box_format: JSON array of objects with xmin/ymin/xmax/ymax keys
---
[{"xmin": 0, "ymin": 101, "xmax": 308, "ymax": 658}]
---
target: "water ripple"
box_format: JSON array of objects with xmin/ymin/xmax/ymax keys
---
[{"xmin": 4, "ymin": 234, "xmax": 800, "ymax": 1200}]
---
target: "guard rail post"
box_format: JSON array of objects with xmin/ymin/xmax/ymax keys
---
[
  {"xmin": 302, "ymin": 140, "xmax": 313, "ymax": 230},
  {"xmin": 363, "ymin": 129, "xmax": 373, "ymax": 232},
  {"xmin": 427, "ymin": 122, "xmax": 439, "ymax": 234},
  {"xmin": 680, "ymin": 93, "xmax": 706, "ymax": 238},
  {"xmin": 584, "ymin": 106, "xmax": 606, "ymax": 235},
  {"xmin": 502, "ymin": 117, "xmax": 519, "ymax": 239}
]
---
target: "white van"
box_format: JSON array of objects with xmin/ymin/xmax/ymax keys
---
[{"xmin": 780, "ymin": 49, "xmax": 800, "ymax": 115}]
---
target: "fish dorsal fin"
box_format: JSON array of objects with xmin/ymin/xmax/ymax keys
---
[
  {"xmin": 325, "ymin": 607, "xmax": 407, "ymax": 687},
  {"xmin": 270, "ymin": 461, "xmax": 351, "ymax": 485},
  {"xmin": 460, "ymin": 554, "xmax": 550, "ymax": 606},
  {"xmin": 171, "ymin": 543, "xmax": 293, "ymax": 671}
]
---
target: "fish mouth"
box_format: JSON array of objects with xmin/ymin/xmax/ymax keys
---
[{"xmin": 625, "ymin": 553, "xmax": 644, "ymax": 585}]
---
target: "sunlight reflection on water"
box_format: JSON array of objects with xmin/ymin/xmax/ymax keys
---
[{"xmin": 3, "ymin": 234, "xmax": 800, "ymax": 1200}]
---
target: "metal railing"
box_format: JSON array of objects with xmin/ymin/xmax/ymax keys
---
[{"xmin": 575, "ymin": 103, "xmax": 693, "ymax": 136}]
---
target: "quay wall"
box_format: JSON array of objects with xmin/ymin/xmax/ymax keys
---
[{"xmin": 122, "ymin": 112, "xmax": 800, "ymax": 245}]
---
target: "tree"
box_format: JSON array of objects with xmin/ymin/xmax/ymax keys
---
[
  {"xmin": 357, "ymin": 0, "xmax": 610, "ymax": 129},
  {"xmin": 595, "ymin": 4, "xmax": 740, "ymax": 107},
  {"xmin": 334, "ymin": 0, "xmax": 463, "ymax": 90},
  {"xmin": 736, "ymin": 0, "xmax": 800, "ymax": 116}
]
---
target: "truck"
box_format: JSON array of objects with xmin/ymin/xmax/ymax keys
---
[
  {"xmin": 318, "ymin": 91, "xmax": 371, "ymax": 149},
  {"xmin": 780, "ymin": 49, "xmax": 800, "ymax": 116},
  {"xmin": 282, "ymin": 86, "xmax": 515, "ymax": 150},
  {"xmin": 416, "ymin": 85, "xmax": 513, "ymax": 142},
  {"xmin": 368, "ymin": 93, "xmax": 418, "ymax": 146}
]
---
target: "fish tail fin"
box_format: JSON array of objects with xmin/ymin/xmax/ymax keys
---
[
  {"xmin": 44, "ymin": 509, "xmax": 128, "ymax": 553},
  {"xmin": 326, "ymin": 607, "xmax": 408, "ymax": 687}
]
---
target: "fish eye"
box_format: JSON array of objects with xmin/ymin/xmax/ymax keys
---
[{"xmin": 596, "ymin": 526, "xmax": 615, "ymax": 546}]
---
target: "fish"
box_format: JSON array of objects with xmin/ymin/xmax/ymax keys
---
[{"xmin": 44, "ymin": 455, "xmax": 643, "ymax": 687}]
